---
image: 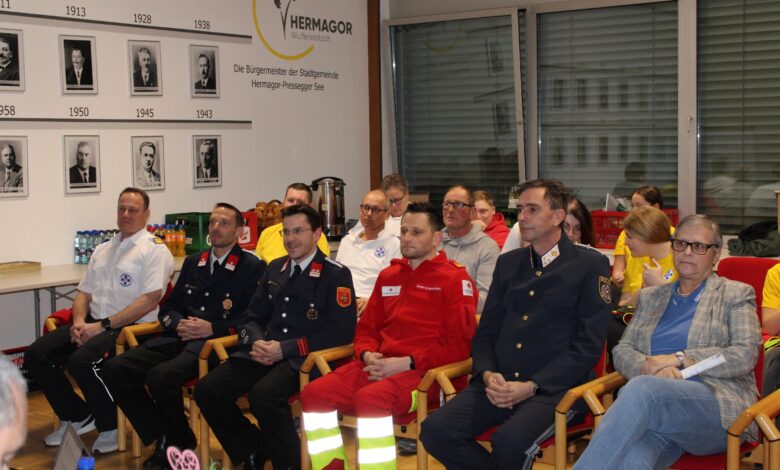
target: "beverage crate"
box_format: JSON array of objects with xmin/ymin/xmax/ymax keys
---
[
  {"xmin": 165, "ymin": 212, "xmax": 210, "ymax": 254},
  {"xmin": 2, "ymin": 346, "xmax": 38, "ymax": 391},
  {"xmin": 592, "ymin": 208, "xmax": 679, "ymax": 249}
]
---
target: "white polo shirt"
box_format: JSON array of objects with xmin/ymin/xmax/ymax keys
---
[
  {"xmin": 335, "ymin": 227, "xmax": 401, "ymax": 298},
  {"xmin": 78, "ymin": 228, "xmax": 174, "ymax": 323}
]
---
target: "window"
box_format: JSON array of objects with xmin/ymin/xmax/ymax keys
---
[
  {"xmin": 698, "ymin": 1, "xmax": 780, "ymax": 231},
  {"xmin": 537, "ymin": 2, "xmax": 678, "ymax": 209},
  {"xmin": 390, "ymin": 14, "xmax": 525, "ymax": 209}
]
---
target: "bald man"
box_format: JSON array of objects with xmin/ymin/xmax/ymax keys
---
[{"xmin": 336, "ymin": 190, "xmax": 401, "ymax": 315}]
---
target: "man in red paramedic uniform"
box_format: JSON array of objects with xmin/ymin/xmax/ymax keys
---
[{"xmin": 300, "ymin": 202, "xmax": 478, "ymax": 470}]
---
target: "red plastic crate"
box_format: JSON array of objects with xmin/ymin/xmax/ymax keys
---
[{"xmin": 592, "ymin": 208, "xmax": 679, "ymax": 249}]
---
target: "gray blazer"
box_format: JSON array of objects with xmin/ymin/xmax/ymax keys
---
[{"xmin": 614, "ymin": 273, "xmax": 762, "ymax": 430}]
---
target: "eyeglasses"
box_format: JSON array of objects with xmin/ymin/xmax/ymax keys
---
[
  {"xmin": 670, "ymin": 238, "xmax": 719, "ymax": 255},
  {"xmin": 280, "ymin": 227, "xmax": 312, "ymax": 237},
  {"xmin": 359, "ymin": 205, "xmax": 388, "ymax": 215},
  {"xmin": 388, "ymin": 197, "xmax": 405, "ymax": 206},
  {"xmin": 562, "ymin": 222, "xmax": 581, "ymax": 234},
  {"xmin": 442, "ymin": 201, "xmax": 474, "ymax": 210}
]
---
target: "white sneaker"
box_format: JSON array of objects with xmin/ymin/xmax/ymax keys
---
[
  {"xmin": 92, "ymin": 429, "xmax": 118, "ymax": 454},
  {"xmin": 44, "ymin": 415, "xmax": 96, "ymax": 446}
]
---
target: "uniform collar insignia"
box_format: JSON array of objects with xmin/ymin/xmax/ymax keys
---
[{"xmin": 198, "ymin": 251, "xmax": 209, "ymax": 267}]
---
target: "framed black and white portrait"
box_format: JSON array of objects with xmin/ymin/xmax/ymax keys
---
[
  {"xmin": 128, "ymin": 40, "xmax": 162, "ymax": 96},
  {"xmin": 131, "ymin": 136, "xmax": 165, "ymax": 191},
  {"xmin": 0, "ymin": 29, "xmax": 24, "ymax": 90},
  {"xmin": 0, "ymin": 137, "xmax": 28, "ymax": 197},
  {"xmin": 189, "ymin": 45, "xmax": 219, "ymax": 98},
  {"xmin": 64, "ymin": 136, "xmax": 100, "ymax": 194},
  {"xmin": 192, "ymin": 135, "xmax": 221, "ymax": 188},
  {"xmin": 59, "ymin": 35, "xmax": 97, "ymax": 94}
]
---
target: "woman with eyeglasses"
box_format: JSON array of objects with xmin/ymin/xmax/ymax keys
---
[
  {"xmin": 563, "ymin": 198, "xmax": 596, "ymax": 246},
  {"xmin": 574, "ymin": 214, "xmax": 762, "ymax": 469}
]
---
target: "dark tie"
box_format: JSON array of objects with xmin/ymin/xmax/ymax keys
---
[
  {"xmin": 82, "ymin": 171, "xmax": 88, "ymax": 183},
  {"xmin": 290, "ymin": 265, "xmax": 302, "ymax": 283},
  {"xmin": 212, "ymin": 260, "xmax": 220, "ymax": 275}
]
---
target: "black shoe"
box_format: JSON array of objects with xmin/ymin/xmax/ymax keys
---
[
  {"xmin": 397, "ymin": 437, "xmax": 417, "ymax": 456},
  {"xmin": 244, "ymin": 450, "xmax": 268, "ymax": 470},
  {"xmin": 143, "ymin": 435, "xmax": 171, "ymax": 469}
]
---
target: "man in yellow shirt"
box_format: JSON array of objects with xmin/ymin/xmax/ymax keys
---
[
  {"xmin": 761, "ymin": 263, "xmax": 780, "ymax": 396},
  {"xmin": 255, "ymin": 182, "xmax": 330, "ymax": 263}
]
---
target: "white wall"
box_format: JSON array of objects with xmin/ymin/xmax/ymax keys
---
[{"xmin": 0, "ymin": 0, "xmax": 369, "ymax": 349}]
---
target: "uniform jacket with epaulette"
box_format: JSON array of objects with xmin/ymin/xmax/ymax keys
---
[
  {"xmin": 235, "ymin": 248, "xmax": 357, "ymax": 369},
  {"xmin": 471, "ymin": 233, "xmax": 612, "ymax": 397},
  {"xmin": 148, "ymin": 244, "xmax": 266, "ymax": 353}
]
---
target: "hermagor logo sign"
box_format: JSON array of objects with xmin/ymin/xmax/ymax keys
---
[{"xmin": 252, "ymin": 0, "xmax": 354, "ymax": 61}]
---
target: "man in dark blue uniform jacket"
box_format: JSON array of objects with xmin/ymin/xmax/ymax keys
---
[
  {"xmin": 103, "ymin": 203, "xmax": 265, "ymax": 468},
  {"xmin": 421, "ymin": 179, "xmax": 612, "ymax": 470},
  {"xmin": 194, "ymin": 204, "xmax": 357, "ymax": 470}
]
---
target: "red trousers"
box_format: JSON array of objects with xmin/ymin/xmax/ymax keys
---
[{"xmin": 300, "ymin": 360, "xmax": 435, "ymax": 418}]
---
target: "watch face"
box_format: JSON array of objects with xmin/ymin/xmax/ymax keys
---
[{"xmin": 101, "ymin": 318, "xmax": 111, "ymax": 329}]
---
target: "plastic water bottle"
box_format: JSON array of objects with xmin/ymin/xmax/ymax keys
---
[
  {"xmin": 77, "ymin": 456, "xmax": 95, "ymax": 470},
  {"xmin": 74, "ymin": 231, "xmax": 82, "ymax": 264},
  {"xmin": 79, "ymin": 232, "xmax": 88, "ymax": 264}
]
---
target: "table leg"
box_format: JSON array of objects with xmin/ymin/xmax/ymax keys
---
[{"xmin": 33, "ymin": 288, "xmax": 41, "ymax": 339}]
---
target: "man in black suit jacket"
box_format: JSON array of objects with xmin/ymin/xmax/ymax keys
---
[
  {"xmin": 69, "ymin": 141, "xmax": 97, "ymax": 187},
  {"xmin": 132, "ymin": 47, "xmax": 158, "ymax": 91},
  {"xmin": 195, "ymin": 140, "xmax": 218, "ymax": 180},
  {"xmin": 193, "ymin": 53, "xmax": 216, "ymax": 93},
  {"xmin": 65, "ymin": 46, "xmax": 93, "ymax": 89},
  {"xmin": 103, "ymin": 203, "xmax": 266, "ymax": 468},
  {"xmin": 0, "ymin": 36, "xmax": 19, "ymax": 84}
]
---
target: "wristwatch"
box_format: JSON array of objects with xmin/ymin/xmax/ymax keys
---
[
  {"xmin": 674, "ymin": 351, "xmax": 686, "ymax": 368},
  {"xmin": 100, "ymin": 318, "xmax": 112, "ymax": 330}
]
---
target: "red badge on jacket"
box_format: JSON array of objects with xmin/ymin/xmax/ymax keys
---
[
  {"xmin": 198, "ymin": 252, "xmax": 209, "ymax": 267},
  {"xmin": 225, "ymin": 254, "xmax": 239, "ymax": 271},
  {"xmin": 336, "ymin": 287, "xmax": 351, "ymax": 307},
  {"xmin": 310, "ymin": 262, "xmax": 322, "ymax": 278}
]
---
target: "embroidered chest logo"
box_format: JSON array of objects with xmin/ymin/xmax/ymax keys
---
[
  {"xmin": 462, "ymin": 280, "xmax": 474, "ymax": 297},
  {"xmin": 119, "ymin": 273, "xmax": 134, "ymax": 287},
  {"xmin": 374, "ymin": 247, "xmax": 385, "ymax": 258},
  {"xmin": 415, "ymin": 284, "xmax": 442, "ymax": 292}
]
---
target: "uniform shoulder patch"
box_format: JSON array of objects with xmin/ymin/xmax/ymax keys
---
[
  {"xmin": 598, "ymin": 276, "xmax": 612, "ymax": 304},
  {"xmin": 336, "ymin": 287, "xmax": 352, "ymax": 307},
  {"xmin": 324, "ymin": 258, "xmax": 344, "ymax": 268},
  {"xmin": 153, "ymin": 237, "xmax": 165, "ymax": 245}
]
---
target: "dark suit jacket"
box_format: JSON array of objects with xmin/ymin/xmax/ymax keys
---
[
  {"xmin": 194, "ymin": 77, "xmax": 215, "ymax": 91},
  {"xmin": 148, "ymin": 245, "xmax": 266, "ymax": 353},
  {"xmin": 234, "ymin": 249, "xmax": 357, "ymax": 369},
  {"xmin": 133, "ymin": 69, "xmax": 158, "ymax": 89},
  {"xmin": 1, "ymin": 163, "xmax": 22, "ymax": 192},
  {"xmin": 196, "ymin": 165, "xmax": 218, "ymax": 179},
  {"xmin": 69, "ymin": 165, "xmax": 97, "ymax": 185},
  {"xmin": 471, "ymin": 234, "xmax": 612, "ymax": 396},
  {"xmin": 65, "ymin": 66, "xmax": 93, "ymax": 87},
  {"xmin": 0, "ymin": 61, "xmax": 19, "ymax": 83}
]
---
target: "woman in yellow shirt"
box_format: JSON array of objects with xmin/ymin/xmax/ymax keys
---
[{"xmin": 619, "ymin": 206, "xmax": 678, "ymax": 306}]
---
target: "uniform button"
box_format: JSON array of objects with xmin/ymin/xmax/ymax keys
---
[
  {"xmin": 226, "ymin": 293, "xmax": 230, "ymax": 298},
  {"xmin": 187, "ymin": 289, "xmax": 192, "ymax": 294},
  {"xmin": 284, "ymin": 297, "xmax": 290, "ymax": 302},
  {"xmin": 200, "ymin": 306, "xmax": 205, "ymax": 311},
  {"xmin": 283, "ymin": 328, "xmax": 288, "ymax": 333},
  {"xmin": 529, "ymin": 290, "xmax": 535, "ymax": 297},
  {"xmin": 516, "ymin": 343, "xmax": 522, "ymax": 349},
  {"xmin": 205, "ymin": 292, "xmax": 210, "ymax": 297},
  {"xmin": 268, "ymin": 294, "xmax": 272, "ymax": 300},
  {"xmin": 282, "ymin": 313, "xmax": 287, "ymax": 318},
  {"xmin": 514, "ymin": 372, "xmax": 520, "ymax": 378},
  {"xmin": 522, "ymin": 315, "xmax": 528, "ymax": 321}
]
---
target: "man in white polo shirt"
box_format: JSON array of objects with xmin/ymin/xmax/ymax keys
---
[
  {"xmin": 25, "ymin": 187, "xmax": 174, "ymax": 454},
  {"xmin": 336, "ymin": 190, "xmax": 401, "ymax": 315}
]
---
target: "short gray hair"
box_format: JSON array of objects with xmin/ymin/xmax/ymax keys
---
[
  {"xmin": 674, "ymin": 214, "xmax": 723, "ymax": 247},
  {"xmin": 0, "ymin": 353, "xmax": 26, "ymax": 428}
]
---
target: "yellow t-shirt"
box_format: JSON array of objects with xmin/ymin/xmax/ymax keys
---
[
  {"xmin": 254, "ymin": 221, "xmax": 331, "ymax": 264},
  {"xmin": 763, "ymin": 264, "xmax": 780, "ymax": 310},
  {"xmin": 621, "ymin": 250, "xmax": 678, "ymax": 295}
]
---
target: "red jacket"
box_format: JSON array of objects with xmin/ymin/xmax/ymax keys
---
[
  {"xmin": 354, "ymin": 251, "xmax": 477, "ymax": 371},
  {"xmin": 484, "ymin": 213, "xmax": 510, "ymax": 249}
]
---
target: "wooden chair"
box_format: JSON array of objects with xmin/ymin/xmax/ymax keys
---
[{"xmin": 298, "ymin": 344, "xmax": 474, "ymax": 470}]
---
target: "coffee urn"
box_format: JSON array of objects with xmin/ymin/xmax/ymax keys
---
[{"xmin": 311, "ymin": 176, "xmax": 346, "ymax": 240}]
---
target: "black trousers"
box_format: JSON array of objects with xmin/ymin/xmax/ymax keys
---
[
  {"xmin": 420, "ymin": 382, "xmax": 575, "ymax": 470},
  {"xmin": 102, "ymin": 341, "xmax": 198, "ymax": 447},
  {"xmin": 194, "ymin": 357, "xmax": 299, "ymax": 469},
  {"xmin": 24, "ymin": 324, "xmax": 118, "ymax": 431}
]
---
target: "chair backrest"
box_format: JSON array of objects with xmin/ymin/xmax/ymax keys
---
[{"xmin": 716, "ymin": 256, "xmax": 780, "ymax": 396}]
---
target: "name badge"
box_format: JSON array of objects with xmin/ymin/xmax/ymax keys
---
[{"xmin": 382, "ymin": 286, "xmax": 401, "ymax": 297}]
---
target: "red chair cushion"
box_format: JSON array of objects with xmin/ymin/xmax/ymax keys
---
[
  {"xmin": 475, "ymin": 414, "xmax": 595, "ymax": 448},
  {"xmin": 671, "ymin": 441, "xmax": 759, "ymax": 470}
]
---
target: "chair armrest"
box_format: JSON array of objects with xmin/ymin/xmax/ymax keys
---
[
  {"xmin": 116, "ymin": 322, "xmax": 162, "ymax": 351},
  {"xmin": 580, "ymin": 371, "xmax": 627, "ymax": 419},
  {"xmin": 417, "ymin": 358, "xmax": 473, "ymax": 397},
  {"xmin": 44, "ymin": 317, "xmax": 60, "ymax": 334},
  {"xmin": 299, "ymin": 344, "xmax": 354, "ymax": 389},
  {"xmin": 729, "ymin": 388, "xmax": 780, "ymax": 441},
  {"xmin": 197, "ymin": 335, "xmax": 239, "ymax": 379},
  {"xmin": 556, "ymin": 371, "xmax": 626, "ymax": 415}
]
